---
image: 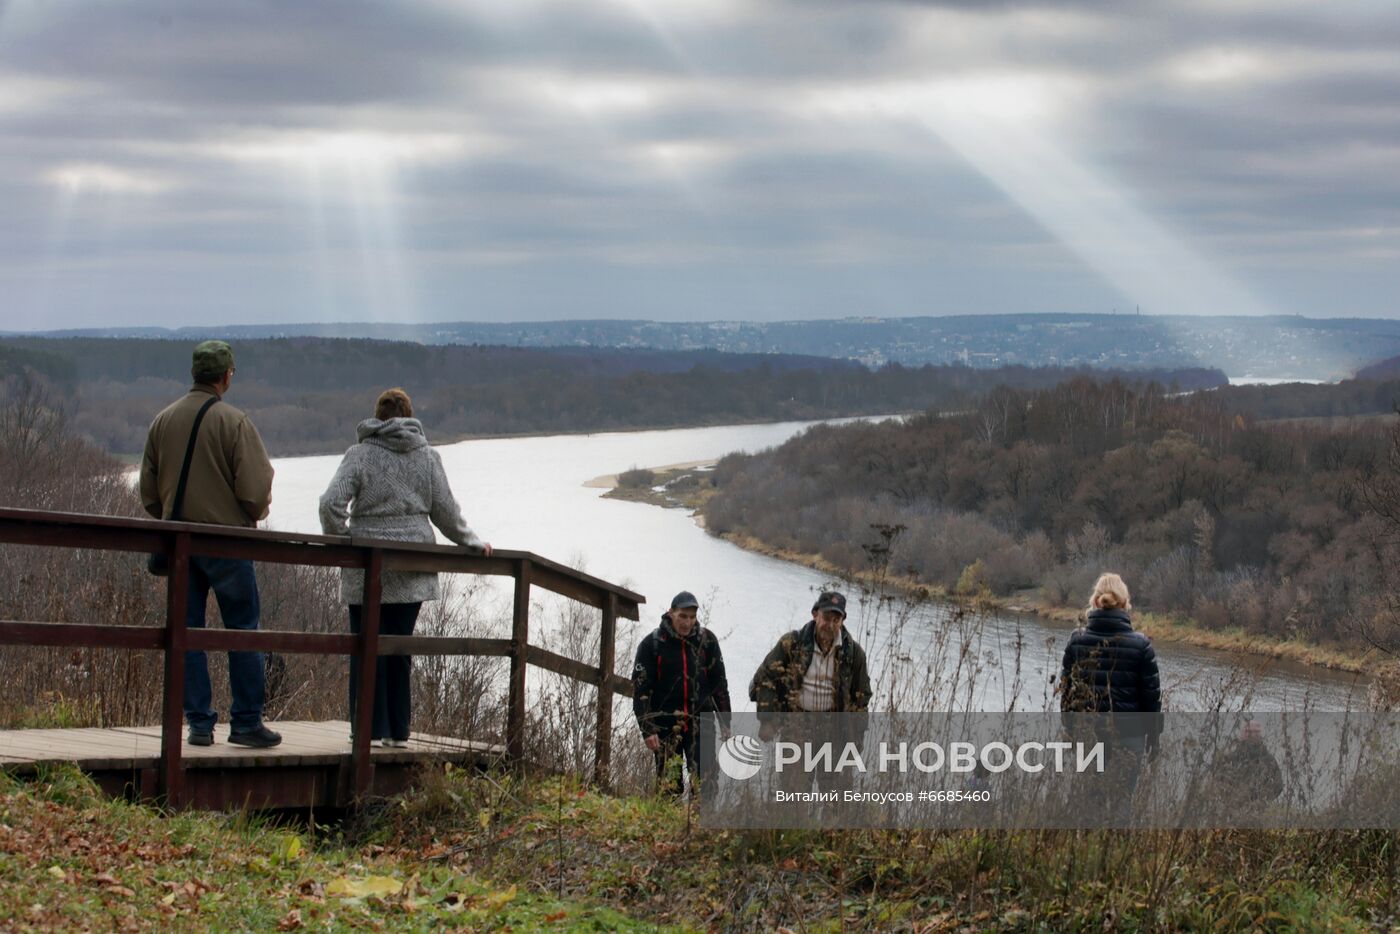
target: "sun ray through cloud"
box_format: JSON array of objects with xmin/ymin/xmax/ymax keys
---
[{"xmin": 819, "ymin": 75, "xmax": 1273, "ymax": 318}]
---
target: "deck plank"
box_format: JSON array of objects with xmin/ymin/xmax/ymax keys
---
[{"xmin": 0, "ymin": 720, "xmax": 505, "ymax": 773}]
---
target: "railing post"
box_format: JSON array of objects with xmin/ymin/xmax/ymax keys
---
[
  {"xmin": 593, "ymin": 592, "xmax": 618, "ymax": 788},
  {"xmin": 507, "ymin": 559, "xmax": 531, "ymax": 765},
  {"xmin": 159, "ymin": 532, "xmax": 191, "ymax": 807},
  {"xmin": 351, "ymin": 548, "xmax": 383, "ymax": 802}
]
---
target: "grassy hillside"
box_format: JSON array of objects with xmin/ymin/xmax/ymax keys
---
[
  {"xmin": 4, "ymin": 750, "xmax": 1400, "ymax": 930},
  {"xmin": 0, "ymin": 765, "xmax": 668, "ymax": 932}
]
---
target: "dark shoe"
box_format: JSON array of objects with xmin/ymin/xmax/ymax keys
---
[
  {"xmin": 228, "ymin": 725, "xmax": 283, "ymax": 748},
  {"xmin": 187, "ymin": 729, "xmax": 214, "ymax": 747}
]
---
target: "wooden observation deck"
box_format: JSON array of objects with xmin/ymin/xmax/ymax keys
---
[{"xmin": 0, "ymin": 508, "xmax": 644, "ymax": 809}]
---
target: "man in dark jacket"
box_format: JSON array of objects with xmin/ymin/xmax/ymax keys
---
[
  {"xmin": 1211, "ymin": 719, "xmax": 1284, "ymax": 805},
  {"xmin": 632, "ymin": 591, "xmax": 732, "ymax": 795}
]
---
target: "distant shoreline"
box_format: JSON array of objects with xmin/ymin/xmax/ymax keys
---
[
  {"xmin": 593, "ymin": 461, "xmax": 1376, "ymax": 679},
  {"xmin": 259, "ymin": 411, "xmax": 924, "ymax": 464},
  {"xmin": 582, "ymin": 460, "xmax": 718, "ymax": 490}
]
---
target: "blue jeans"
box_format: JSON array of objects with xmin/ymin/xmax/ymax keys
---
[{"xmin": 184, "ymin": 556, "xmax": 264, "ymax": 732}]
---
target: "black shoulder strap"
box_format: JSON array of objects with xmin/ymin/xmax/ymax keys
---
[{"xmin": 167, "ymin": 396, "xmax": 220, "ymax": 521}]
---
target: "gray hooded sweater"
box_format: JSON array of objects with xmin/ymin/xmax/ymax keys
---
[{"xmin": 318, "ymin": 417, "xmax": 485, "ymax": 605}]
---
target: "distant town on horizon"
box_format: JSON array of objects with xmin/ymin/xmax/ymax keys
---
[{"xmin": 9, "ymin": 312, "xmax": 1400, "ymax": 382}]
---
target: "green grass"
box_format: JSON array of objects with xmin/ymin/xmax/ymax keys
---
[
  {"xmin": 0, "ymin": 765, "xmax": 677, "ymax": 932},
  {"xmin": 4, "ymin": 762, "xmax": 1400, "ymax": 930},
  {"xmin": 372, "ymin": 767, "xmax": 1400, "ymax": 931}
]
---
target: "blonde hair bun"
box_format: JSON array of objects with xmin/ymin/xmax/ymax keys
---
[{"xmin": 1089, "ymin": 573, "xmax": 1131, "ymax": 612}]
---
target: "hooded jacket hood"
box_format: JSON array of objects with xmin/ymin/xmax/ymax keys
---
[{"xmin": 357, "ymin": 417, "xmax": 429, "ymax": 452}]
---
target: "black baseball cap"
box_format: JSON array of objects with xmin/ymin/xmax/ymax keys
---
[
  {"xmin": 812, "ymin": 591, "xmax": 847, "ymax": 617},
  {"xmin": 670, "ymin": 590, "xmax": 700, "ymax": 610}
]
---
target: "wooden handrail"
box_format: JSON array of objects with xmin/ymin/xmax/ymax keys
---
[
  {"xmin": 0, "ymin": 507, "xmax": 645, "ymax": 804},
  {"xmin": 0, "ymin": 508, "xmax": 645, "ymax": 618}
]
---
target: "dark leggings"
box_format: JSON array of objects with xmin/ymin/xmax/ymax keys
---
[{"xmin": 348, "ymin": 602, "xmax": 421, "ymax": 740}]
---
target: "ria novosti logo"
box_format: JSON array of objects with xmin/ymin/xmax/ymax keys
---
[{"xmin": 716, "ymin": 734, "xmax": 765, "ymax": 780}]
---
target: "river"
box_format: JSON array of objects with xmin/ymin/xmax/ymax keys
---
[{"xmin": 265, "ymin": 419, "xmax": 1367, "ymax": 713}]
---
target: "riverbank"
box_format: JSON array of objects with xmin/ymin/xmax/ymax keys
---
[
  {"xmin": 590, "ymin": 466, "xmax": 1376, "ymax": 677},
  {"xmin": 587, "ymin": 461, "xmax": 719, "ymax": 510},
  {"xmin": 244, "ymin": 411, "xmax": 919, "ymax": 461},
  {"xmin": 717, "ymin": 532, "xmax": 1375, "ymax": 675}
]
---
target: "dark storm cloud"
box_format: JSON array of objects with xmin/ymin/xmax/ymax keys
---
[{"xmin": 0, "ymin": 0, "xmax": 1395, "ymax": 328}]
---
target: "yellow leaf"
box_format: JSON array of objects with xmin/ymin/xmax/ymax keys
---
[
  {"xmin": 46, "ymin": 866, "xmax": 65, "ymax": 880},
  {"xmin": 478, "ymin": 810, "xmax": 491, "ymax": 829},
  {"xmin": 326, "ymin": 875, "xmax": 404, "ymax": 899},
  {"xmin": 484, "ymin": 885, "xmax": 517, "ymax": 911},
  {"xmin": 276, "ymin": 835, "xmax": 303, "ymax": 863},
  {"xmin": 161, "ymin": 893, "xmax": 176, "ymax": 906}
]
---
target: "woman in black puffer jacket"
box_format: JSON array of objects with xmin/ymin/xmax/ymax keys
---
[
  {"xmin": 1060, "ymin": 573, "xmax": 1161, "ymax": 821},
  {"xmin": 1060, "ymin": 573, "xmax": 1161, "ymax": 716}
]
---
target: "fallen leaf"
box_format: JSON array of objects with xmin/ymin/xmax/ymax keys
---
[
  {"xmin": 160, "ymin": 893, "xmax": 176, "ymax": 906},
  {"xmin": 93, "ymin": 872, "xmax": 119, "ymax": 886},
  {"xmin": 545, "ymin": 910, "xmax": 568, "ymax": 923},
  {"xmin": 326, "ymin": 875, "xmax": 403, "ymax": 899},
  {"xmin": 483, "ymin": 886, "xmax": 517, "ymax": 912},
  {"xmin": 296, "ymin": 879, "xmax": 325, "ymax": 899},
  {"xmin": 46, "ymin": 866, "xmax": 65, "ymax": 880},
  {"xmin": 276, "ymin": 835, "xmax": 303, "ymax": 863},
  {"xmin": 108, "ymin": 885, "xmax": 135, "ymax": 898},
  {"xmin": 277, "ymin": 908, "xmax": 303, "ymax": 930}
]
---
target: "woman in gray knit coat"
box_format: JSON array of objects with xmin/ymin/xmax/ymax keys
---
[{"xmin": 319, "ymin": 388, "xmax": 491, "ymax": 746}]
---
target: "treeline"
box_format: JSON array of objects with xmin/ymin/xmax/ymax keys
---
[
  {"xmin": 1216, "ymin": 379, "xmax": 1400, "ymax": 421},
  {"xmin": 703, "ymin": 376, "xmax": 1400, "ymax": 652},
  {"xmin": 0, "ymin": 336, "xmax": 1224, "ymax": 456}
]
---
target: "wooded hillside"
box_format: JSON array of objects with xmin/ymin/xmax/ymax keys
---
[{"xmin": 0, "ymin": 337, "xmax": 1224, "ymax": 456}]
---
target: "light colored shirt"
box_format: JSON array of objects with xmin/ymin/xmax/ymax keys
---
[{"xmin": 799, "ymin": 631, "xmax": 842, "ymax": 712}]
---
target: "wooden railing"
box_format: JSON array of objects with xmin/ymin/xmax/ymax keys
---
[{"xmin": 0, "ymin": 508, "xmax": 644, "ymax": 805}]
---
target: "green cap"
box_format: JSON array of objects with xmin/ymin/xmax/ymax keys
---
[{"xmin": 192, "ymin": 340, "xmax": 234, "ymax": 378}]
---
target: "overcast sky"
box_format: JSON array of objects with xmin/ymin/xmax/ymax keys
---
[{"xmin": 1, "ymin": 0, "xmax": 1396, "ymax": 330}]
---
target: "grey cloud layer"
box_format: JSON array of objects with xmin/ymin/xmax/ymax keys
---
[{"xmin": 0, "ymin": 0, "xmax": 1395, "ymax": 327}]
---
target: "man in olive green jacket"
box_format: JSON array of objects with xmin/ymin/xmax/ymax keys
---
[
  {"xmin": 749, "ymin": 590, "xmax": 872, "ymax": 795},
  {"xmin": 749, "ymin": 591, "xmax": 873, "ymax": 727},
  {"xmin": 140, "ymin": 340, "xmax": 280, "ymax": 748}
]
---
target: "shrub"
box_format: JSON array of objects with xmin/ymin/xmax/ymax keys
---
[
  {"xmin": 955, "ymin": 559, "xmax": 989, "ymax": 596},
  {"xmin": 617, "ymin": 467, "xmax": 656, "ymax": 489},
  {"xmin": 982, "ymin": 544, "xmax": 1041, "ymax": 595}
]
